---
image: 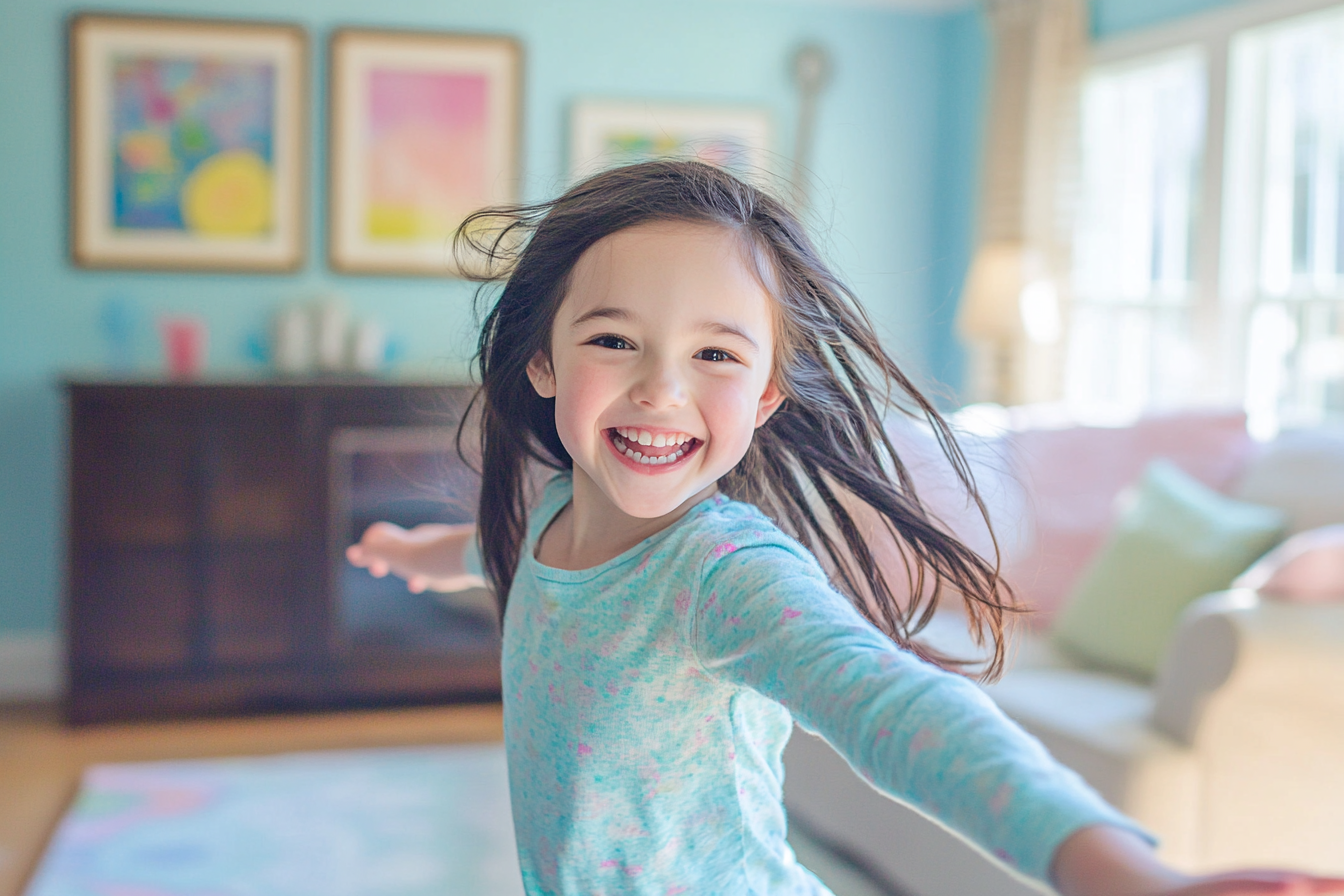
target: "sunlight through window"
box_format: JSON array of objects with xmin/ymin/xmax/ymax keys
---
[{"xmin": 1068, "ymin": 48, "xmax": 1206, "ymax": 420}]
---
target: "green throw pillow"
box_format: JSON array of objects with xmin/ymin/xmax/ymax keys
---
[{"xmin": 1052, "ymin": 459, "xmax": 1285, "ymax": 681}]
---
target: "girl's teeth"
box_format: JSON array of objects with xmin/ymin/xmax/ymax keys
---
[
  {"xmin": 612, "ymin": 428, "xmax": 698, "ymax": 467},
  {"xmin": 618, "ymin": 436, "xmax": 689, "ymax": 466},
  {"xmin": 612, "ymin": 428, "xmax": 696, "ymax": 448}
]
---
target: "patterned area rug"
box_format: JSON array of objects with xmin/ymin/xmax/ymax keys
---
[
  {"xmin": 24, "ymin": 746, "xmax": 524, "ymax": 896},
  {"xmin": 25, "ymin": 744, "xmax": 890, "ymax": 896}
]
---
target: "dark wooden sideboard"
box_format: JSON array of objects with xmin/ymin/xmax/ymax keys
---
[{"xmin": 64, "ymin": 379, "xmax": 501, "ymax": 724}]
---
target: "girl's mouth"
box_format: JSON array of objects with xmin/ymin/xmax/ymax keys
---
[{"xmin": 606, "ymin": 427, "xmax": 701, "ymax": 469}]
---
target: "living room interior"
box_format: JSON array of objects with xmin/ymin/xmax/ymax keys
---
[{"xmin": 3, "ymin": 0, "xmax": 1344, "ymax": 894}]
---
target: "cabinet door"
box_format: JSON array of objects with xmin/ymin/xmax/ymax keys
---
[
  {"xmin": 198, "ymin": 395, "xmax": 310, "ymax": 668},
  {"xmin": 70, "ymin": 395, "xmax": 194, "ymax": 547},
  {"xmin": 69, "ymin": 548, "xmax": 195, "ymax": 674},
  {"xmin": 204, "ymin": 544, "xmax": 299, "ymax": 665},
  {"xmin": 201, "ymin": 398, "xmax": 302, "ymax": 543},
  {"xmin": 68, "ymin": 393, "xmax": 198, "ymax": 677}
]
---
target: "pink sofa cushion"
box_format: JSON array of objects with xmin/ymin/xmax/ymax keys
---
[
  {"xmin": 1004, "ymin": 411, "xmax": 1255, "ymax": 628},
  {"xmin": 1234, "ymin": 525, "xmax": 1344, "ymax": 602}
]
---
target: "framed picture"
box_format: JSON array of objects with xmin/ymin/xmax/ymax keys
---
[
  {"xmin": 69, "ymin": 14, "xmax": 307, "ymax": 271},
  {"xmin": 328, "ymin": 29, "xmax": 523, "ymax": 277},
  {"xmin": 569, "ymin": 100, "xmax": 773, "ymax": 182}
]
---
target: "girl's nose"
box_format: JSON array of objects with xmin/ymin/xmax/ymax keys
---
[{"xmin": 630, "ymin": 358, "xmax": 688, "ymax": 409}]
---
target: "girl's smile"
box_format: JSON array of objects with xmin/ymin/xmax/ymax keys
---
[{"xmin": 606, "ymin": 427, "xmax": 702, "ymax": 471}]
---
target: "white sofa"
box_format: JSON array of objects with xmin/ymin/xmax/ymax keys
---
[{"xmin": 782, "ymin": 415, "xmax": 1344, "ymax": 894}]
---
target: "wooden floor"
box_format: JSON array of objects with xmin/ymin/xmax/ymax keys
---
[{"xmin": 0, "ymin": 701, "xmax": 504, "ymax": 896}]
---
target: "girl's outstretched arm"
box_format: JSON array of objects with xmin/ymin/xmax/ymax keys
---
[
  {"xmin": 695, "ymin": 537, "xmax": 1137, "ymax": 882},
  {"xmin": 1050, "ymin": 825, "xmax": 1344, "ymax": 896},
  {"xmin": 346, "ymin": 522, "xmax": 482, "ymax": 593},
  {"xmin": 693, "ymin": 536, "xmax": 1344, "ymax": 890}
]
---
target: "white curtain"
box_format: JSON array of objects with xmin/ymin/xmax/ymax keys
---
[{"xmin": 958, "ymin": 0, "xmax": 1088, "ymax": 406}]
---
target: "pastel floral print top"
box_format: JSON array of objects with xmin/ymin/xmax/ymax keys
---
[{"xmin": 502, "ymin": 475, "xmax": 1137, "ymax": 895}]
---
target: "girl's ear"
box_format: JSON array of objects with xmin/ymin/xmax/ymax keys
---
[
  {"xmin": 526, "ymin": 351, "xmax": 557, "ymax": 398},
  {"xmin": 754, "ymin": 380, "xmax": 786, "ymax": 428}
]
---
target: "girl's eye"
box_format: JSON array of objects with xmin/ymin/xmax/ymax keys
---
[
  {"xmin": 695, "ymin": 348, "xmax": 735, "ymax": 363},
  {"xmin": 589, "ymin": 334, "xmax": 631, "ymax": 350}
]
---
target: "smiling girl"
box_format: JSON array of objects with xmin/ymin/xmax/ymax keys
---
[{"xmin": 348, "ymin": 161, "xmax": 1343, "ymax": 896}]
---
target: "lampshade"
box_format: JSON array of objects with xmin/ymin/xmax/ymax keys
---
[{"xmin": 957, "ymin": 241, "xmax": 1049, "ymax": 342}]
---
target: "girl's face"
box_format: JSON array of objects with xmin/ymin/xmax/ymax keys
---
[{"xmin": 527, "ymin": 221, "xmax": 785, "ymax": 520}]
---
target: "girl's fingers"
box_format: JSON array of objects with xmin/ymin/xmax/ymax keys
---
[
  {"xmin": 346, "ymin": 544, "xmax": 391, "ymax": 577},
  {"xmin": 407, "ymin": 575, "xmax": 427, "ymax": 594}
]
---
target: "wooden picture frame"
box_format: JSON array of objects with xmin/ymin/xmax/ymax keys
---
[
  {"xmin": 69, "ymin": 14, "xmax": 307, "ymax": 272},
  {"xmin": 328, "ymin": 28, "xmax": 523, "ymax": 277},
  {"xmin": 569, "ymin": 99, "xmax": 773, "ymax": 183}
]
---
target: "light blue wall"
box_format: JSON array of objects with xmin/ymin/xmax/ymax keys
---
[
  {"xmin": 1091, "ymin": 0, "xmax": 1247, "ymax": 39},
  {"xmin": 928, "ymin": 8, "xmax": 988, "ymax": 403},
  {"xmin": 0, "ymin": 0, "xmax": 953, "ymax": 635}
]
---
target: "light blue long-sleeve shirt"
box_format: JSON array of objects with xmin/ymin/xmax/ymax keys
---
[{"xmin": 502, "ymin": 475, "xmax": 1136, "ymax": 895}]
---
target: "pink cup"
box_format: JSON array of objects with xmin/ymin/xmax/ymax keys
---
[{"xmin": 159, "ymin": 317, "xmax": 207, "ymax": 379}]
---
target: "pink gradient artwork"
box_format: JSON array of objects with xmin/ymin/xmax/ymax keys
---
[{"xmin": 364, "ymin": 69, "xmax": 488, "ymax": 242}]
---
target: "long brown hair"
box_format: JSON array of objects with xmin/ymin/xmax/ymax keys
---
[{"xmin": 457, "ymin": 160, "xmax": 1018, "ymax": 680}]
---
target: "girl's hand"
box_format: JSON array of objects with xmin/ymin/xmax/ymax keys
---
[
  {"xmin": 1050, "ymin": 825, "xmax": 1344, "ymax": 896},
  {"xmin": 346, "ymin": 522, "xmax": 483, "ymax": 594},
  {"xmin": 1160, "ymin": 873, "xmax": 1344, "ymax": 896}
]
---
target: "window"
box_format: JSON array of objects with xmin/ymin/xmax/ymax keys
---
[
  {"xmin": 1067, "ymin": 0, "xmax": 1344, "ymax": 436},
  {"xmin": 1225, "ymin": 6, "xmax": 1344, "ymax": 435},
  {"xmin": 1068, "ymin": 49, "xmax": 1207, "ymax": 419}
]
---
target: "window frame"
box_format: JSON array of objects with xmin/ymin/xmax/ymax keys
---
[{"xmin": 1081, "ymin": 0, "xmax": 1344, "ymax": 414}]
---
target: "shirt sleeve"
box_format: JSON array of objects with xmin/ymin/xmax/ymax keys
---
[{"xmin": 691, "ymin": 539, "xmax": 1147, "ymax": 883}]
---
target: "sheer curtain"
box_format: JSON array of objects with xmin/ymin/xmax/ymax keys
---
[{"xmin": 958, "ymin": 0, "xmax": 1088, "ymax": 407}]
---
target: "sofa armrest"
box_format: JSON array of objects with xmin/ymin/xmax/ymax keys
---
[{"xmin": 1152, "ymin": 590, "xmax": 1344, "ymax": 745}]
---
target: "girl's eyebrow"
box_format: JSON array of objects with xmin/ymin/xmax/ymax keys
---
[
  {"xmin": 569, "ymin": 306, "xmax": 630, "ymax": 328},
  {"xmin": 702, "ymin": 322, "xmax": 759, "ymax": 352}
]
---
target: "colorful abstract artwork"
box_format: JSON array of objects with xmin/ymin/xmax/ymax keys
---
[
  {"xmin": 329, "ymin": 31, "xmax": 521, "ymax": 276},
  {"xmin": 71, "ymin": 16, "xmax": 306, "ymax": 271},
  {"xmin": 597, "ymin": 130, "xmax": 756, "ymax": 175},
  {"xmin": 112, "ymin": 56, "xmax": 275, "ymax": 235},
  {"xmin": 570, "ymin": 101, "xmax": 773, "ymax": 183}
]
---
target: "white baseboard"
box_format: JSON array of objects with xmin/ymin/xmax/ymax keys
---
[{"xmin": 0, "ymin": 632, "xmax": 61, "ymax": 702}]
